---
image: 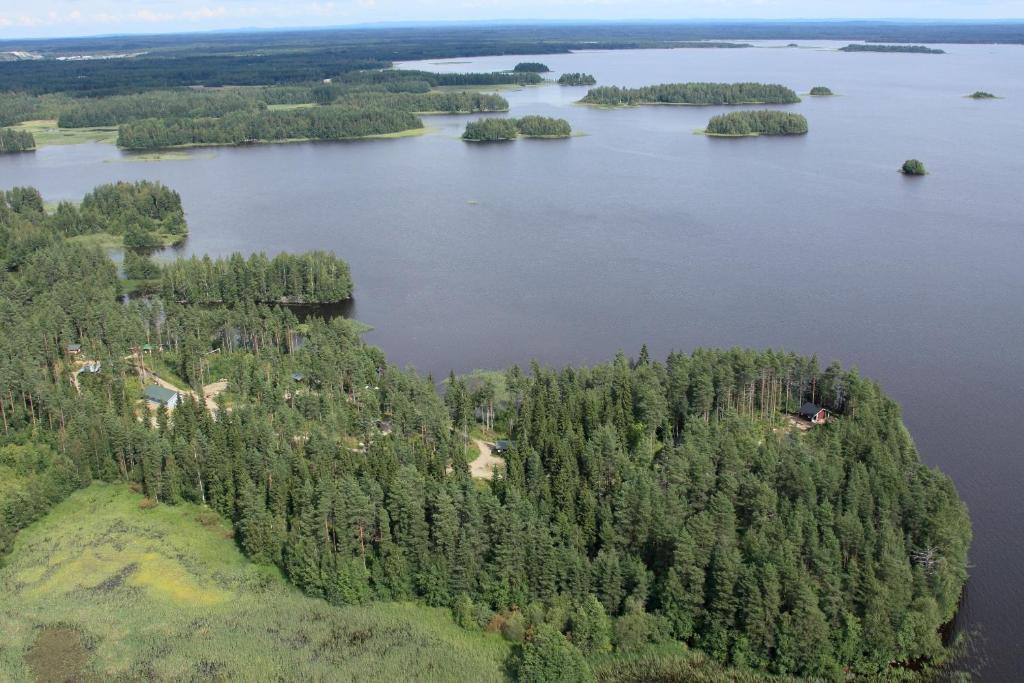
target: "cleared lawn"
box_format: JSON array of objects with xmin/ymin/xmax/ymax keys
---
[{"xmin": 0, "ymin": 484, "xmax": 510, "ymax": 682}]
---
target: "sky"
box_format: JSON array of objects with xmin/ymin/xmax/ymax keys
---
[{"xmin": 0, "ymin": 0, "xmax": 1022, "ymax": 39}]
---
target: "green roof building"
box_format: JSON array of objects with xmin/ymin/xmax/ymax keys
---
[{"xmin": 143, "ymin": 384, "xmax": 179, "ymax": 408}]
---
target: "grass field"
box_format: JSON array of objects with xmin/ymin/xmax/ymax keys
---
[
  {"xmin": 11, "ymin": 120, "xmax": 118, "ymax": 147},
  {"xmin": 0, "ymin": 484, "xmax": 510, "ymax": 682},
  {"xmin": 68, "ymin": 232, "xmax": 186, "ymax": 250}
]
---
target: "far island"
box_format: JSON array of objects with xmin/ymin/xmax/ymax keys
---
[
  {"xmin": 513, "ymin": 62, "xmax": 550, "ymax": 73},
  {"xmin": 968, "ymin": 91, "xmax": 998, "ymax": 99},
  {"xmin": 901, "ymin": 159, "xmax": 928, "ymax": 175},
  {"xmin": 809, "ymin": 86, "xmax": 834, "ymax": 96},
  {"xmin": 557, "ymin": 72, "xmax": 597, "ymax": 86},
  {"xmin": 703, "ymin": 110, "xmax": 808, "ymax": 137},
  {"xmin": 839, "ymin": 44, "xmax": 945, "ymax": 54},
  {"xmin": 462, "ymin": 116, "xmax": 572, "ymax": 142},
  {"xmin": 580, "ymin": 82, "xmax": 800, "ymax": 107}
]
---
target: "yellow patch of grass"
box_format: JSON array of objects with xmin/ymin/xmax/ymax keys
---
[
  {"xmin": 11, "ymin": 119, "xmax": 117, "ymax": 147},
  {"xmin": 129, "ymin": 552, "xmax": 228, "ymax": 605}
]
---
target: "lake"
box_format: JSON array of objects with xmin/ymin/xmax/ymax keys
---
[{"xmin": 1, "ymin": 40, "xmax": 1022, "ymax": 679}]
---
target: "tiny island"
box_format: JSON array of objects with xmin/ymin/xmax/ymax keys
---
[
  {"xmin": 580, "ymin": 82, "xmax": 801, "ymax": 107},
  {"xmin": 462, "ymin": 116, "xmax": 572, "ymax": 142},
  {"xmin": 557, "ymin": 73, "xmax": 597, "ymax": 86},
  {"xmin": 809, "ymin": 86, "xmax": 834, "ymax": 96},
  {"xmin": 969, "ymin": 91, "xmax": 998, "ymax": 99},
  {"xmin": 839, "ymin": 44, "xmax": 945, "ymax": 54},
  {"xmin": 901, "ymin": 159, "xmax": 928, "ymax": 175},
  {"xmin": 512, "ymin": 62, "xmax": 550, "ymax": 73},
  {"xmin": 703, "ymin": 110, "xmax": 808, "ymax": 137}
]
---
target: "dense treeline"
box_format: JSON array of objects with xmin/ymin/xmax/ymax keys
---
[
  {"xmin": 0, "ymin": 22, "xmax": 1017, "ymax": 96},
  {"xmin": 0, "ymin": 92, "xmax": 68, "ymax": 126},
  {"xmin": 338, "ymin": 69, "xmax": 544, "ymax": 88},
  {"xmin": 160, "ymin": 251, "xmax": 353, "ymax": 304},
  {"xmin": 0, "ymin": 182, "xmax": 185, "ymax": 264},
  {"xmin": 705, "ymin": 111, "xmax": 809, "ymax": 136},
  {"xmin": 809, "ymin": 86, "xmax": 834, "ymax": 96},
  {"xmin": 839, "ymin": 44, "xmax": 945, "ymax": 54},
  {"xmin": 558, "ymin": 73, "xmax": 597, "ymax": 86},
  {"xmin": 0, "ymin": 82, "xmax": 507, "ymax": 131},
  {"xmin": 969, "ymin": 91, "xmax": 996, "ymax": 99},
  {"xmin": 462, "ymin": 118, "xmax": 521, "ymax": 141},
  {"xmin": 56, "ymin": 88, "xmax": 264, "ymax": 128},
  {"xmin": 332, "ymin": 91, "xmax": 508, "ymax": 114},
  {"xmin": 515, "ymin": 116, "xmax": 573, "ymax": 138},
  {"xmin": 0, "ymin": 184, "xmax": 971, "ymax": 681},
  {"xmin": 0, "ymin": 128, "xmax": 35, "ymax": 153},
  {"xmin": 514, "ymin": 62, "xmax": 551, "ymax": 73},
  {"xmin": 581, "ymin": 82, "xmax": 800, "ymax": 106},
  {"xmin": 117, "ymin": 106, "xmax": 422, "ymax": 150},
  {"xmin": 462, "ymin": 116, "xmax": 572, "ymax": 141}
]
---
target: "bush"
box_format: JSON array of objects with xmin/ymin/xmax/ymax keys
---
[
  {"xmin": 901, "ymin": 159, "xmax": 927, "ymax": 175},
  {"xmin": 512, "ymin": 624, "xmax": 593, "ymax": 683}
]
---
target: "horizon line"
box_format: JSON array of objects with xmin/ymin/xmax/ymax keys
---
[{"xmin": 3, "ymin": 17, "xmax": 1024, "ymax": 45}]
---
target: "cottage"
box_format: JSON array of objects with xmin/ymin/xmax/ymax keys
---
[
  {"xmin": 66, "ymin": 343, "xmax": 82, "ymax": 355},
  {"xmin": 291, "ymin": 372, "xmax": 305, "ymax": 382},
  {"xmin": 143, "ymin": 384, "xmax": 180, "ymax": 409},
  {"xmin": 799, "ymin": 402, "xmax": 827, "ymax": 424},
  {"xmin": 493, "ymin": 439, "xmax": 515, "ymax": 453}
]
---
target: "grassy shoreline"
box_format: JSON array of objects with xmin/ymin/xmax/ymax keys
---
[{"xmin": 10, "ymin": 119, "xmax": 118, "ymax": 147}]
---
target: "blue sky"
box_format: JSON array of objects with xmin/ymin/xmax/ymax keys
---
[{"xmin": 1, "ymin": 1, "xmax": 1022, "ymax": 39}]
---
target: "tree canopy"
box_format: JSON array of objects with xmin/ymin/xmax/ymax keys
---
[
  {"xmin": 0, "ymin": 183, "xmax": 971, "ymax": 681},
  {"xmin": 0, "ymin": 128, "xmax": 35, "ymax": 153},
  {"xmin": 580, "ymin": 83, "xmax": 800, "ymax": 106},
  {"xmin": 558, "ymin": 73, "xmax": 597, "ymax": 86},
  {"xmin": 901, "ymin": 159, "xmax": 928, "ymax": 175},
  {"xmin": 705, "ymin": 111, "xmax": 809, "ymax": 136}
]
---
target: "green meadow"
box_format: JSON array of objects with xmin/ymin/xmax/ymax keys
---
[{"xmin": 0, "ymin": 484, "xmax": 510, "ymax": 682}]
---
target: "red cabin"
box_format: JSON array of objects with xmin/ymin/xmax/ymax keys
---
[{"xmin": 799, "ymin": 402, "xmax": 827, "ymax": 424}]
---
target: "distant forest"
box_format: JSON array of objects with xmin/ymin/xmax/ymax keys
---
[
  {"xmin": 462, "ymin": 116, "xmax": 572, "ymax": 141},
  {"xmin": 839, "ymin": 44, "xmax": 946, "ymax": 54},
  {"xmin": 581, "ymin": 83, "xmax": 800, "ymax": 107},
  {"xmin": 0, "ymin": 22, "xmax": 1017, "ymax": 95}
]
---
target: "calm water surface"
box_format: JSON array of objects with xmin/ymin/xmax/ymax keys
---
[{"xmin": 2, "ymin": 41, "xmax": 1022, "ymax": 679}]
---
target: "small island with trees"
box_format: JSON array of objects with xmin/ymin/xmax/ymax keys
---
[
  {"xmin": 901, "ymin": 159, "xmax": 928, "ymax": 175},
  {"xmin": 0, "ymin": 128, "xmax": 36, "ymax": 153},
  {"xmin": 462, "ymin": 116, "xmax": 572, "ymax": 142},
  {"xmin": 513, "ymin": 62, "xmax": 550, "ymax": 73},
  {"xmin": 840, "ymin": 44, "xmax": 945, "ymax": 54},
  {"xmin": 809, "ymin": 86, "xmax": 834, "ymax": 96},
  {"xmin": 557, "ymin": 73, "xmax": 597, "ymax": 86},
  {"xmin": 968, "ymin": 91, "xmax": 998, "ymax": 99},
  {"xmin": 703, "ymin": 110, "xmax": 809, "ymax": 137},
  {"xmin": 580, "ymin": 82, "xmax": 800, "ymax": 107}
]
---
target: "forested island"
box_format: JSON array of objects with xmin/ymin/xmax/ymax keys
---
[
  {"xmin": 0, "ymin": 178, "xmax": 973, "ymax": 682},
  {"xmin": 117, "ymin": 106, "xmax": 423, "ymax": 150},
  {"xmin": 901, "ymin": 159, "xmax": 928, "ymax": 175},
  {"xmin": 839, "ymin": 44, "xmax": 946, "ymax": 54},
  {"xmin": 968, "ymin": 91, "xmax": 997, "ymax": 99},
  {"xmin": 513, "ymin": 62, "xmax": 551, "ymax": 73},
  {"xmin": 462, "ymin": 116, "xmax": 572, "ymax": 141},
  {"xmin": 809, "ymin": 86, "xmax": 834, "ymax": 96},
  {"xmin": 558, "ymin": 73, "xmax": 597, "ymax": 86},
  {"xmin": 580, "ymin": 82, "xmax": 800, "ymax": 107},
  {"xmin": 704, "ymin": 110, "xmax": 809, "ymax": 136},
  {"xmin": 0, "ymin": 73, "xmax": 522, "ymax": 151},
  {"xmin": 0, "ymin": 127, "xmax": 35, "ymax": 153}
]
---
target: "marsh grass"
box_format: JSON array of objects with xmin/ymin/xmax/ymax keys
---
[{"xmin": 0, "ymin": 484, "xmax": 510, "ymax": 682}]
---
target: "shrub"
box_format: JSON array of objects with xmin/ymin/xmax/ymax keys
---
[{"xmin": 901, "ymin": 159, "xmax": 927, "ymax": 175}]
